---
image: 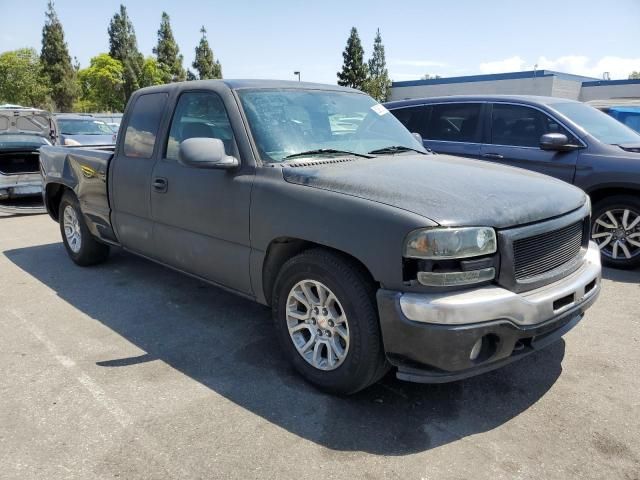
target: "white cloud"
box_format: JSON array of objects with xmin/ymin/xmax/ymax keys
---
[
  {"xmin": 479, "ymin": 56, "xmax": 527, "ymax": 74},
  {"xmin": 391, "ymin": 60, "xmax": 448, "ymax": 68},
  {"xmin": 479, "ymin": 55, "xmax": 640, "ymax": 79}
]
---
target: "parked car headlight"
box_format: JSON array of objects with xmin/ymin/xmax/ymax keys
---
[
  {"xmin": 404, "ymin": 227, "xmax": 497, "ymax": 260},
  {"xmin": 64, "ymin": 138, "xmax": 81, "ymax": 146}
]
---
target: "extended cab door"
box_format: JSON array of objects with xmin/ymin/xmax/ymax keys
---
[
  {"xmin": 409, "ymin": 102, "xmax": 484, "ymax": 159},
  {"xmin": 480, "ymin": 103, "xmax": 580, "ymax": 183},
  {"xmin": 149, "ymin": 89, "xmax": 253, "ymax": 294},
  {"xmin": 110, "ymin": 91, "xmax": 169, "ymax": 255}
]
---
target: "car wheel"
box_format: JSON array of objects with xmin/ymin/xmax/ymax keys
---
[
  {"xmin": 59, "ymin": 192, "xmax": 110, "ymax": 266},
  {"xmin": 591, "ymin": 195, "xmax": 640, "ymax": 269},
  {"xmin": 272, "ymin": 249, "xmax": 388, "ymax": 395}
]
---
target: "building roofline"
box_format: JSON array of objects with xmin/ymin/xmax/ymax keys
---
[
  {"xmin": 582, "ymin": 78, "xmax": 640, "ymax": 87},
  {"xmin": 392, "ymin": 70, "xmax": 599, "ymax": 88}
]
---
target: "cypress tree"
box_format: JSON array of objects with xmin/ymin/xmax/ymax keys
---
[
  {"xmin": 192, "ymin": 26, "xmax": 222, "ymax": 80},
  {"xmin": 40, "ymin": 1, "xmax": 77, "ymax": 111},
  {"xmin": 365, "ymin": 28, "xmax": 392, "ymax": 102},
  {"xmin": 108, "ymin": 4, "xmax": 144, "ymax": 101},
  {"xmin": 153, "ymin": 12, "xmax": 186, "ymax": 82},
  {"xmin": 337, "ymin": 27, "xmax": 367, "ymax": 90}
]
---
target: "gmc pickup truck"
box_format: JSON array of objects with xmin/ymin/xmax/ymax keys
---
[{"xmin": 40, "ymin": 80, "xmax": 601, "ymax": 394}]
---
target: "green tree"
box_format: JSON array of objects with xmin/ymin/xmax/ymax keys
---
[
  {"xmin": 139, "ymin": 57, "xmax": 169, "ymax": 87},
  {"xmin": 153, "ymin": 12, "xmax": 186, "ymax": 82},
  {"xmin": 364, "ymin": 28, "xmax": 391, "ymax": 102},
  {"xmin": 421, "ymin": 73, "xmax": 442, "ymax": 80},
  {"xmin": 0, "ymin": 48, "xmax": 51, "ymax": 108},
  {"xmin": 337, "ymin": 27, "xmax": 367, "ymax": 90},
  {"xmin": 630, "ymin": 71, "xmax": 640, "ymax": 80},
  {"xmin": 77, "ymin": 54, "xmax": 125, "ymax": 112},
  {"xmin": 40, "ymin": 1, "xmax": 77, "ymax": 111},
  {"xmin": 108, "ymin": 4, "xmax": 145, "ymax": 101},
  {"xmin": 192, "ymin": 26, "xmax": 222, "ymax": 79}
]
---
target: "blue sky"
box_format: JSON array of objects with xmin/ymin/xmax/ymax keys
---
[{"xmin": 1, "ymin": 0, "xmax": 639, "ymax": 83}]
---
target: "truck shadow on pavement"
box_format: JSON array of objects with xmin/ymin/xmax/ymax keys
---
[{"xmin": 5, "ymin": 242, "xmax": 566, "ymax": 456}]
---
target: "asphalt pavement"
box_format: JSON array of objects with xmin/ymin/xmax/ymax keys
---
[{"xmin": 1, "ymin": 213, "xmax": 638, "ymax": 480}]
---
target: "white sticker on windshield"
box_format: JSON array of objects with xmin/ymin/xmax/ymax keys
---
[{"xmin": 371, "ymin": 104, "xmax": 389, "ymax": 116}]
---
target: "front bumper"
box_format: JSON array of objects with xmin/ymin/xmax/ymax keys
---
[{"xmin": 377, "ymin": 241, "xmax": 602, "ymax": 383}]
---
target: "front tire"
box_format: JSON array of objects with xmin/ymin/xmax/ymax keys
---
[
  {"xmin": 272, "ymin": 249, "xmax": 388, "ymax": 395},
  {"xmin": 59, "ymin": 192, "xmax": 110, "ymax": 266},
  {"xmin": 591, "ymin": 195, "xmax": 640, "ymax": 269}
]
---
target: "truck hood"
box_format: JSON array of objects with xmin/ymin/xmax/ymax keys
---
[
  {"xmin": 282, "ymin": 154, "xmax": 587, "ymax": 228},
  {"xmin": 0, "ymin": 109, "xmax": 56, "ymax": 142}
]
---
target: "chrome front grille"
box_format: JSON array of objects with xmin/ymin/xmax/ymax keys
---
[{"xmin": 513, "ymin": 220, "xmax": 584, "ymax": 280}]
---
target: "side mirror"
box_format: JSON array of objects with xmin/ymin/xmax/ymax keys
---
[
  {"xmin": 540, "ymin": 133, "xmax": 579, "ymax": 152},
  {"xmin": 178, "ymin": 137, "xmax": 239, "ymax": 169},
  {"xmin": 412, "ymin": 132, "xmax": 423, "ymax": 145}
]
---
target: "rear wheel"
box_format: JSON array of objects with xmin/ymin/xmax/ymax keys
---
[
  {"xmin": 591, "ymin": 195, "xmax": 640, "ymax": 269},
  {"xmin": 59, "ymin": 192, "xmax": 110, "ymax": 266},
  {"xmin": 272, "ymin": 249, "xmax": 388, "ymax": 395}
]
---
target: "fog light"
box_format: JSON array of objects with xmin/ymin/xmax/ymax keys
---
[
  {"xmin": 470, "ymin": 338, "xmax": 483, "ymax": 361},
  {"xmin": 417, "ymin": 267, "xmax": 495, "ymax": 287}
]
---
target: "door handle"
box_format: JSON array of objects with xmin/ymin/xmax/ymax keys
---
[
  {"xmin": 482, "ymin": 153, "xmax": 504, "ymax": 160},
  {"xmin": 152, "ymin": 177, "xmax": 168, "ymax": 193}
]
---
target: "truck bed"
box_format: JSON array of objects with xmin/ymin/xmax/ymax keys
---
[{"xmin": 40, "ymin": 144, "xmax": 116, "ymax": 241}]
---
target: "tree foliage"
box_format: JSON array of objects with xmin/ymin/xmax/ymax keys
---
[
  {"xmin": 0, "ymin": 49, "xmax": 51, "ymax": 108},
  {"xmin": 153, "ymin": 12, "xmax": 186, "ymax": 82},
  {"xmin": 77, "ymin": 54, "xmax": 125, "ymax": 112},
  {"xmin": 630, "ymin": 71, "xmax": 640, "ymax": 80},
  {"xmin": 192, "ymin": 26, "xmax": 222, "ymax": 79},
  {"xmin": 108, "ymin": 4, "xmax": 144, "ymax": 101},
  {"xmin": 363, "ymin": 28, "xmax": 391, "ymax": 102},
  {"xmin": 139, "ymin": 56, "xmax": 169, "ymax": 87},
  {"xmin": 40, "ymin": 1, "xmax": 77, "ymax": 110},
  {"xmin": 421, "ymin": 73, "xmax": 442, "ymax": 80},
  {"xmin": 337, "ymin": 27, "xmax": 367, "ymax": 90}
]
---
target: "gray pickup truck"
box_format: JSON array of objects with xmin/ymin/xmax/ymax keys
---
[{"xmin": 40, "ymin": 80, "xmax": 601, "ymax": 394}]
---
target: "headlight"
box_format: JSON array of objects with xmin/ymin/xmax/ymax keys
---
[
  {"xmin": 64, "ymin": 138, "xmax": 81, "ymax": 146},
  {"xmin": 404, "ymin": 227, "xmax": 497, "ymax": 260}
]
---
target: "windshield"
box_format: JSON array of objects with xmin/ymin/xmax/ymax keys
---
[
  {"xmin": 0, "ymin": 134, "xmax": 48, "ymax": 149},
  {"xmin": 237, "ymin": 89, "xmax": 425, "ymax": 162},
  {"xmin": 553, "ymin": 102, "xmax": 640, "ymax": 145},
  {"xmin": 58, "ymin": 119, "xmax": 113, "ymax": 136}
]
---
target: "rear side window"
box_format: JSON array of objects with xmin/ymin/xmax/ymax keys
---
[
  {"xmin": 390, "ymin": 105, "xmax": 431, "ymax": 137},
  {"xmin": 490, "ymin": 103, "xmax": 572, "ymax": 147},
  {"xmin": 425, "ymin": 103, "xmax": 482, "ymax": 142},
  {"xmin": 123, "ymin": 93, "xmax": 167, "ymax": 158},
  {"xmin": 165, "ymin": 91, "xmax": 236, "ymax": 160}
]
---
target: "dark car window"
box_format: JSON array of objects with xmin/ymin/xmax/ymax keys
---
[
  {"xmin": 425, "ymin": 103, "xmax": 481, "ymax": 142},
  {"xmin": 490, "ymin": 103, "xmax": 572, "ymax": 148},
  {"xmin": 165, "ymin": 91, "xmax": 236, "ymax": 161},
  {"xmin": 390, "ymin": 105, "xmax": 431, "ymax": 137},
  {"xmin": 123, "ymin": 93, "xmax": 168, "ymax": 158}
]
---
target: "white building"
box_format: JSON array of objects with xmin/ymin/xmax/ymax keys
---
[{"xmin": 389, "ymin": 70, "xmax": 640, "ymax": 102}]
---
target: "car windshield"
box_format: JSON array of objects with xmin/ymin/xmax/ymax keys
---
[
  {"xmin": 58, "ymin": 119, "xmax": 113, "ymax": 135},
  {"xmin": 0, "ymin": 134, "xmax": 48, "ymax": 149},
  {"xmin": 553, "ymin": 102, "xmax": 640, "ymax": 145},
  {"xmin": 237, "ymin": 89, "xmax": 425, "ymax": 162}
]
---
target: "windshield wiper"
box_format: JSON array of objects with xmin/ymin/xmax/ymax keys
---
[
  {"xmin": 283, "ymin": 148, "xmax": 373, "ymax": 160},
  {"xmin": 368, "ymin": 145, "xmax": 427, "ymax": 155}
]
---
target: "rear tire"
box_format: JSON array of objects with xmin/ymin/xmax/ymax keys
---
[
  {"xmin": 59, "ymin": 192, "xmax": 110, "ymax": 266},
  {"xmin": 272, "ymin": 249, "xmax": 388, "ymax": 395},
  {"xmin": 591, "ymin": 195, "xmax": 640, "ymax": 269}
]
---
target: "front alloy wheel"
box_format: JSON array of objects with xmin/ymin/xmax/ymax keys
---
[
  {"xmin": 592, "ymin": 208, "xmax": 640, "ymax": 261},
  {"xmin": 63, "ymin": 204, "xmax": 82, "ymax": 253},
  {"xmin": 286, "ymin": 280, "xmax": 350, "ymax": 371}
]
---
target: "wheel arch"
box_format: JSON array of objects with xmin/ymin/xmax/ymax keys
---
[
  {"xmin": 587, "ymin": 185, "xmax": 640, "ymax": 206},
  {"xmin": 44, "ymin": 182, "xmax": 74, "ymax": 221},
  {"xmin": 261, "ymin": 237, "xmax": 378, "ymax": 307}
]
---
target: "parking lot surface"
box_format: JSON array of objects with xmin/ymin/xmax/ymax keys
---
[{"xmin": 1, "ymin": 213, "xmax": 639, "ymax": 480}]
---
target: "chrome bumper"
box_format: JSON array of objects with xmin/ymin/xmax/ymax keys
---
[
  {"xmin": 399, "ymin": 241, "xmax": 601, "ymax": 326},
  {"xmin": 0, "ymin": 172, "xmax": 42, "ymax": 199}
]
